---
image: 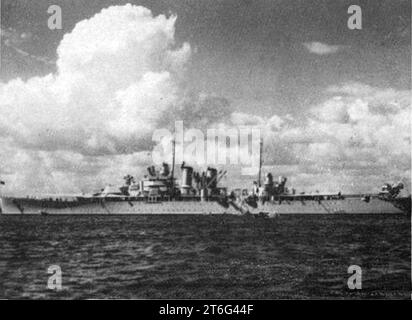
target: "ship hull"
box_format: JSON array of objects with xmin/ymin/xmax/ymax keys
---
[
  {"xmin": 0, "ymin": 197, "xmax": 237, "ymax": 215},
  {"xmin": 0, "ymin": 196, "xmax": 406, "ymax": 215}
]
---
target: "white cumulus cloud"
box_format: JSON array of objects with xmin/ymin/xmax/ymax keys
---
[
  {"xmin": 223, "ymin": 83, "xmax": 410, "ymax": 193},
  {"xmin": 0, "ymin": 5, "xmax": 235, "ymax": 194},
  {"xmin": 0, "ymin": 4, "xmax": 191, "ymax": 156}
]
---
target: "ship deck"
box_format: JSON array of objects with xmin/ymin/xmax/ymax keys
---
[{"xmin": 0, "ymin": 196, "xmax": 407, "ymax": 215}]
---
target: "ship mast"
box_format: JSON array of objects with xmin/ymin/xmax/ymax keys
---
[
  {"xmin": 170, "ymin": 138, "xmax": 176, "ymax": 196},
  {"xmin": 0, "ymin": 180, "xmax": 4, "ymax": 214},
  {"xmin": 258, "ymin": 137, "xmax": 263, "ymax": 187}
]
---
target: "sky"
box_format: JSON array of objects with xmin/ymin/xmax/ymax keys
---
[{"xmin": 0, "ymin": 0, "xmax": 411, "ymax": 195}]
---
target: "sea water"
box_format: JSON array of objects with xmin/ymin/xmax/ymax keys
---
[{"xmin": 0, "ymin": 214, "xmax": 410, "ymax": 299}]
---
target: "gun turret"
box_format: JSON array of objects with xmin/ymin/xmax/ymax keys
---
[
  {"xmin": 123, "ymin": 174, "xmax": 135, "ymax": 186},
  {"xmin": 160, "ymin": 163, "xmax": 170, "ymax": 177},
  {"xmin": 381, "ymin": 181, "xmax": 404, "ymax": 199}
]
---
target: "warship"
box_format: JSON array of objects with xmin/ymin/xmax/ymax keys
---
[{"xmin": 0, "ymin": 141, "xmax": 410, "ymax": 215}]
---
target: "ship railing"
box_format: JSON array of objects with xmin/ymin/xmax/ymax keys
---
[{"xmin": 77, "ymin": 193, "xmax": 228, "ymax": 203}]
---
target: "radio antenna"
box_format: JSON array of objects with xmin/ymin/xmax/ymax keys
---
[
  {"xmin": 170, "ymin": 137, "xmax": 176, "ymax": 196},
  {"xmin": 258, "ymin": 137, "xmax": 263, "ymax": 187}
]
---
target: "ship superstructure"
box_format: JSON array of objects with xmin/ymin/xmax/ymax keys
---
[{"xmin": 95, "ymin": 161, "xmax": 228, "ymax": 203}]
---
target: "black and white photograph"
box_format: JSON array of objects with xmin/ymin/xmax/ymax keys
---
[{"xmin": 0, "ymin": 0, "xmax": 410, "ymax": 304}]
